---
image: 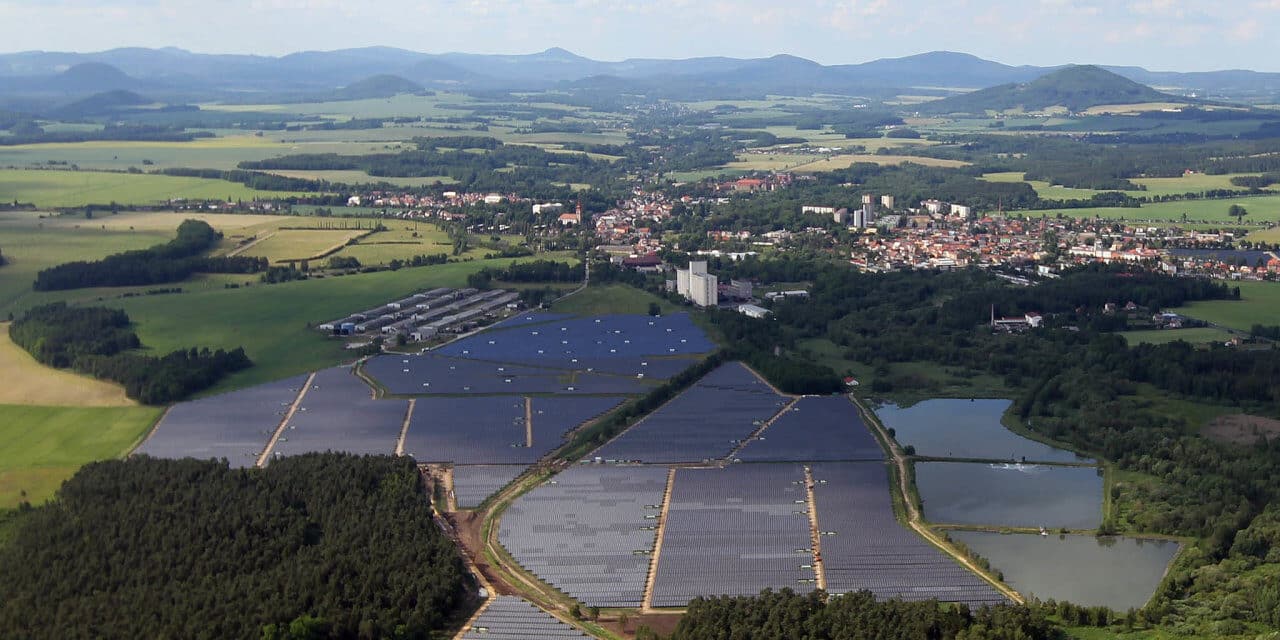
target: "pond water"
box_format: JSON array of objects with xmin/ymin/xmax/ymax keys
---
[
  {"xmin": 948, "ymin": 531, "xmax": 1179, "ymax": 611},
  {"xmin": 915, "ymin": 462, "xmax": 1103, "ymax": 530},
  {"xmin": 876, "ymin": 399, "xmax": 1089, "ymax": 463}
]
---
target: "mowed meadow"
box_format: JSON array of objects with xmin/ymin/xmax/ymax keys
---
[{"xmin": 0, "ymin": 169, "xmax": 318, "ymax": 208}]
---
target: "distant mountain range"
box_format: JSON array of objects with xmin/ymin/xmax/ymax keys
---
[
  {"xmin": 921, "ymin": 66, "xmax": 1184, "ymax": 114},
  {"xmin": 2, "ymin": 47, "xmax": 1280, "ymax": 106}
]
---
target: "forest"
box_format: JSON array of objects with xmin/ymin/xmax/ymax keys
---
[
  {"xmin": 0, "ymin": 455, "xmax": 472, "ymax": 640},
  {"xmin": 9, "ymin": 303, "xmax": 251, "ymax": 404},
  {"xmin": 32, "ymin": 219, "xmax": 266, "ymax": 291},
  {"xmin": 466, "ymin": 259, "xmax": 583, "ymax": 288},
  {"xmin": 669, "ymin": 590, "xmax": 1059, "ymax": 640}
]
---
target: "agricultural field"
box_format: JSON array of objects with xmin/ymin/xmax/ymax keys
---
[
  {"xmin": 1170, "ymin": 280, "xmax": 1280, "ymax": 331},
  {"xmin": 0, "ymin": 169, "xmax": 317, "ymax": 208},
  {"xmin": 0, "ymin": 404, "xmax": 162, "ymax": 507},
  {"xmin": 982, "ymin": 171, "xmax": 1267, "ymax": 201},
  {"xmin": 234, "ymin": 228, "xmax": 367, "ymax": 263},
  {"xmin": 1120, "ymin": 327, "xmax": 1235, "ymax": 346},
  {"xmin": 727, "ymin": 151, "xmax": 967, "ymax": 174},
  {"xmin": 263, "ymin": 169, "xmax": 456, "ymax": 186},
  {"xmin": 1044, "ymin": 193, "xmax": 1280, "ymax": 224},
  {"xmin": 0, "ymin": 324, "xmax": 134, "ymax": 407}
]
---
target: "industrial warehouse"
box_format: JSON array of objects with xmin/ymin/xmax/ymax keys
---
[{"xmin": 317, "ymin": 287, "xmax": 523, "ymax": 341}]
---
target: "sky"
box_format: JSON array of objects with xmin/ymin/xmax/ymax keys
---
[{"xmin": 3, "ymin": 0, "xmax": 1279, "ymax": 72}]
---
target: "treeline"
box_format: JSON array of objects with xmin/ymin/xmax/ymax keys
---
[
  {"xmin": 9, "ymin": 303, "xmax": 250, "ymax": 404},
  {"xmin": 0, "ymin": 124, "xmax": 210, "ymax": 146},
  {"xmin": 670, "ymin": 590, "xmax": 1059, "ymax": 640},
  {"xmin": 0, "ymin": 455, "xmax": 471, "ymax": 640},
  {"xmin": 467, "ymin": 260, "xmax": 583, "ymax": 288},
  {"xmin": 158, "ymin": 167, "xmax": 325, "ymax": 192},
  {"xmin": 33, "ymin": 219, "xmax": 265, "ymax": 291}
]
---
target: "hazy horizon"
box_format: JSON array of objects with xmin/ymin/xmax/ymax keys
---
[{"xmin": 3, "ymin": 0, "xmax": 1279, "ymax": 73}]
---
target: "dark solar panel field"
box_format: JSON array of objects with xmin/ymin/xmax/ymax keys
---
[
  {"xmin": 811, "ymin": 463, "xmax": 1007, "ymax": 606},
  {"xmin": 403, "ymin": 397, "xmax": 528, "ymax": 463},
  {"xmin": 462, "ymin": 596, "xmax": 588, "ymax": 639},
  {"xmin": 532, "ymin": 396, "xmax": 626, "ymax": 440},
  {"xmin": 485, "ymin": 312, "xmax": 575, "ymax": 330},
  {"xmin": 591, "ymin": 362, "xmax": 789, "ymax": 463},
  {"xmin": 365, "ymin": 354, "xmax": 647, "ymax": 396},
  {"xmin": 500, "ymin": 466, "xmax": 669, "ymax": 607},
  {"xmin": 651, "ymin": 464, "xmax": 815, "ymax": 607},
  {"xmin": 453, "ymin": 465, "xmax": 528, "ymax": 508},
  {"xmin": 270, "ymin": 367, "xmax": 408, "ymax": 460},
  {"xmin": 437, "ymin": 313, "xmax": 713, "ymax": 377},
  {"xmin": 735, "ymin": 395, "xmax": 884, "ymax": 462},
  {"xmin": 134, "ymin": 374, "xmax": 307, "ymax": 468}
]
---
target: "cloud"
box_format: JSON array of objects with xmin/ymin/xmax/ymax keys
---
[{"xmin": 1230, "ymin": 18, "xmax": 1262, "ymax": 40}]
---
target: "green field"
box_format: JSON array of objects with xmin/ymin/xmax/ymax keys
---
[
  {"xmin": 236, "ymin": 228, "xmax": 367, "ymax": 263},
  {"xmin": 0, "ymin": 404, "xmax": 162, "ymax": 507},
  {"xmin": 1171, "ymin": 280, "xmax": 1280, "ymax": 331},
  {"xmin": 551, "ymin": 284, "xmax": 676, "ymax": 317},
  {"xmin": 1120, "ymin": 327, "xmax": 1235, "ymax": 346},
  {"xmin": 264, "ymin": 169, "xmax": 457, "ymax": 186},
  {"xmin": 0, "ymin": 169, "xmax": 317, "ymax": 208},
  {"xmin": 1041, "ymin": 194, "xmax": 1280, "ymax": 224},
  {"xmin": 110, "ymin": 257, "xmax": 556, "ymax": 392},
  {"xmin": 983, "ymin": 171, "xmax": 1267, "ymax": 202}
]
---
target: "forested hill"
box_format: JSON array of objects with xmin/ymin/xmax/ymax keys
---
[
  {"xmin": 923, "ymin": 65, "xmax": 1179, "ymax": 114},
  {"xmin": 0, "ymin": 455, "xmax": 472, "ymax": 639}
]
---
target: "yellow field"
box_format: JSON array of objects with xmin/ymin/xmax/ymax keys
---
[
  {"xmin": 0, "ymin": 324, "xmax": 134, "ymax": 407},
  {"xmin": 235, "ymin": 229, "xmax": 368, "ymax": 263},
  {"xmin": 25, "ymin": 210, "xmax": 292, "ymax": 234},
  {"xmin": 1081, "ymin": 102, "xmax": 1191, "ymax": 115},
  {"xmin": 791, "ymin": 154, "xmax": 968, "ymax": 171},
  {"xmin": 1245, "ymin": 227, "xmax": 1280, "ymax": 243}
]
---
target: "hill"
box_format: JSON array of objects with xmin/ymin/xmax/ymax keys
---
[
  {"xmin": 52, "ymin": 89, "xmax": 150, "ymax": 118},
  {"xmin": 922, "ymin": 65, "xmax": 1179, "ymax": 114},
  {"xmin": 331, "ymin": 74, "xmax": 424, "ymax": 100}
]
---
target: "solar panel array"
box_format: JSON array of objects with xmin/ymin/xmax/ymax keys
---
[
  {"xmin": 404, "ymin": 397, "xmax": 529, "ymax": 463},
  {"xmin": 810, "ymin": 463, "xmax": 1007, "ymax": 606},
  {"xmin": 365, "ymin": 354, "xmax": 646, "ymax": 396},
  {"xmin": 452, "ymin": 465, "xmax": 528, "ymax": 508},
  {"xmin": 735, "ymin": 396, "xmax": 884, "ymax": 462},
  {"xmin": 271, "ymin": 367, "xmax": 408, "ymax": 459},
  {"xmin": 437, "ymin": 313, "xmax": 713, "ymax": 378},
  {"xmin": 652, "ymin": 464, "xmax": 815, "ymax": 607},
  {"xmin": 485, "ymin": 312, "xmax": 575, "ymax": 330},
  {"xmin": 592, "ymin": 362, "xmax": 789, "ymax": 463},
  {"xmin": 134, "ymin": 374, "xmax": 307, "ymax": 467},
  {"xmin": 500, "ymin": 466, "xmax": 668, "ymax": 607},
  {"xmin": 462, "ymin": 596, "xmax": 588, "ymax": 639},
  {"xmin": 531, "ymin": 396, "xmax": 626, "ymax": 440}
]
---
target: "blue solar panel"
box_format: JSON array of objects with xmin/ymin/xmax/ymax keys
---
[
  {"xmin": 462, "ymin": 596, "xmax": 589, "ymax": 638},
  {"xmin": 437, "ymin": 313, "xmax": 713, "ymax": 377},
  {"xmin": 592, "ymin": 362, "xmax": 789, "ymax": 463},
  {"xmin": 736, "ymin": 396, "xmax": 884, "ymax": 462},
  {"xmin": 500, "ymin": 466, "xmax": 669, "ymax": 608},
  {"xmin": 811, "ymin": 462, "xmax": 1007, "ymax": 607},
  {"xmin": 134, "ymin": 374, "xmax": 308, "ymax": 468},
  {"xmin": 270, "ymin": 366, "xmax": 407, "ymax": 460},
  {"xmin": 404, "ymin": 397, "xmax": 529, "ymax": 464},
  {"xmin": 364, "ymin": 354, "xmax": 649, "ymax": 395},
  {"xmin": 453, "ymin": 465, "xmax": 529, "ymax": 508},
  {"xmin": 652, "ymin": 465, "xmax": 815, "ymax": 607}
]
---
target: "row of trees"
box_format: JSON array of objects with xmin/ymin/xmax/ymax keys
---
[
  {"xmin": 467, "ymin": 260, "xmax": 584, "ymax": 289},
  {"xmin": 0, "ymin": 455, "xmax": 472, "ymax": 639},
  {"xmin": 9, "ymin": 303, "xmax": 251, "ymax": 404},
  {"xmin": 33, "ymin": 219, "xmax": 265, "ymax": 291}
]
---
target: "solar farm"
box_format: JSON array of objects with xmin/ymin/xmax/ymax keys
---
[{"xmin": 131, "ymin": 307, "xmax": 1020, "ymax": 621}]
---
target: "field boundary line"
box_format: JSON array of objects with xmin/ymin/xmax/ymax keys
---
[
  {"xmin": 724, "ymin": 396, "xmax": 800, "ymax": 461},
  {"xmin": 256, "ymin": 371, "xmax": 315, "ymax": 468},
  {"xmin": 524, "ymin": 397, "xmax": 533, "ymax": 448},
  {"xmin": 396, "ymin": 399, "xmax": 416, "ymax": 456},
  {"xmin": 848, "ymin": 394, "xmax": 1024, "ymax": 605},
  {"xmin": 741, "ymin": 361, "xmax": 793, "ymax": 398},
  {"xmin": 128, "ymin": 405, "xmax": 172, "ymax": 456},
  {"xmin": 641, "ymin": 467, "xmax": 677, "ymax": 613},
  {"xmin": 803, "ymin": 465, "xmax": 826, "ymax": 592},
  {"xmin": 224, "ymin": 231, "xmax": 275, "ymax": 257},
  {"xmin": 451, "ymin": 595, "xmax": 495, "ymax": 640}
]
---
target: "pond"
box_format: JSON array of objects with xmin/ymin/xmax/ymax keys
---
[
  {"xmin": 948, "ymin": 530, "xmax": 1179, "ymax": 611},
  {"xmin": 915, "ymin": 462, "xmax": 1103, "ymax": 530},
  {"xmin": 876, "ymin": 399, "xmax": 1089, "ymax": 463}
]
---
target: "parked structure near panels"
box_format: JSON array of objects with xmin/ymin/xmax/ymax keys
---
[
  {"xmin": 500, "ymin": 466, "xmax": 669, "ymax": 607},
  {"xmin": 438, "ymin": 313, "xmax": 713, "ymax": 377},
  {"xmin": 461, "ymin": 596, "xmax": 588, "ymax": 639},
  {"xmin": 135, "ymin": 374, "xmax": 308, "ymax": 468},
  {"xmin": 452, "ymin": 465, "xmax": 529, "ymax": 509},
  {"xmin": 651, "ymin": 465, "xmax": 816, "ymax": 607},
  {"xmin": 592, "ymin": 362, "xmax": 789, "ymax": 463},
  {"xmin": 810, "ymin": 462, "xmax": 1007, "ymax": 607},
  {"xmin": 317, "ymin": 287, "xmax": 521, "ymax": 337},
  {"xmin": 735, "ymin": 396, "xmax": 884, "ymax": 462},
  {"xmin": 270, "ymin": 366, "xmax": 408, "ymax": 460}
]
